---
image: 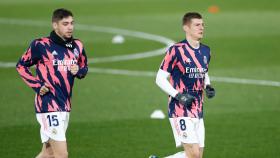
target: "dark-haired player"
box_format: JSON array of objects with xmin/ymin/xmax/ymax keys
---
[{"xmin": 16, "ymin": 8, "xmax": 88, "ymax": 158}]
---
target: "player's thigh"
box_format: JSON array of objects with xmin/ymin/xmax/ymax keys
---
[
  {"xmin": 42, "ymin": 143, "xmax": 54, "ymax": 154},
  {"xmin": 183, "ymin": 143, "xmax": 200, "ymax": 158},
  {"xmin": 49, "ymin": 139, "xmax": 68, "ymax": 157},
  {"xmin": 199, "ymin": 147, "xmax": 204, "ymax": 158},
  {"xmin": 36, "ymin": 143, "xmax": 54, "ymax": 158}
]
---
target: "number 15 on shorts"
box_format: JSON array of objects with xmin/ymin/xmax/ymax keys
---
[{"xmin": 47, "ymin": 115, "xmax": 59, "ymax": 127}]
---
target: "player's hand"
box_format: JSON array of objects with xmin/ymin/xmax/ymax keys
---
[
  {"xmin": 39, "ymin": 83, "xmax": 50, "ymax": 96},
  {"xmin": 175, "ymin": 93, "xmax": 195, "ymax": 107},
  {"xmin": 70, "ymin": 64, "xmax": 79, "ymax": 75},
  {"xmin": 205, "ymin": 85, "xmax": 215, "ymax": 99}
]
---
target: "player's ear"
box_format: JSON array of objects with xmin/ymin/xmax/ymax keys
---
[
  {"xmin": 52, "ymin": 22, "xmax": 58, "ymax": 30},
  {"xmin": 183, "ymin": 24, "xmax": 188, "ymax": 32}
]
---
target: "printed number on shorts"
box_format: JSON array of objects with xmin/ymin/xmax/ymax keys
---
[
  {"xmin": 179, "ymin": 119, "xmax": 186, "ymax": 131},
  {"xmin": 47, "ymin": 115, "xmax": 59, "ymax": 127}
]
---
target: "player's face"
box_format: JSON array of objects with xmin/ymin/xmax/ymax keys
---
[
  {"xmin": 183, "ymin": 18, "xmax": 204, "ymax": 40},
  {"xmin": 52, "ymin": 16, "xmax": 74, "ymax": 40}
]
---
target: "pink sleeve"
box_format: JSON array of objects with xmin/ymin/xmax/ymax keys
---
[
  {"xmin": 16, "ymin": 40, "xmax": 43, "ymax": 93},
  {"xmin": 75, "ymin": 40, "xmax": 88, "ymax": 79},
  {"xmin": 160, "ymin": 46, "xmax": 177, "ymax": 73}
]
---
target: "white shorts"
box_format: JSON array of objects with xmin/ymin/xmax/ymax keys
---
[
  {"xmin": 36, "ymin": 112, "xmax": 70, "ymax": 143},
  {"xmin": 169, "ymin": 117, "xmax": 205, "ymax": 148}
]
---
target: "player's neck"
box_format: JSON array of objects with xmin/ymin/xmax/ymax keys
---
[
  {"xmin": 186, "ymin": 36, "xmax": 200, "ymax": 49},
  {"xmin": 55, "ymin": 31, "xmax": 67, "ymax": 41}
]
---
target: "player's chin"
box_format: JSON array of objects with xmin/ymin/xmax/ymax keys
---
[
  {"xmin": 64, "ymin": 33, "xmax": 73, "ymax": 39},
  {"xmin": 197, "ymin": 34, "xmax": 203, "ymax": 39}
]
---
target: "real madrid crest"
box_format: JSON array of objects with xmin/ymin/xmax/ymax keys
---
[
  {"xmin": 74, "ymin": 48, "xmax": 79, "ymax": 58},
  {"xmin": 186, "ymin": 58, "xmax": 191, "ymax": 64},
  {"xmin": 52, "ymin": 128, "xmax": 57, "ymax": 135},
  {"xmin": 203, "ymin": 56, "xmax": 207, "ymax": 64},
  {"xmin": 182, "ymin": 132, "xmax": 188, "ymax": 139}
]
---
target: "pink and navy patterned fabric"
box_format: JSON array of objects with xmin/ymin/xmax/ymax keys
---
[
  {"xmin": 160, "ymin": 39, "xmax": 211, "ymax": 118},
  {"xmin": 16, "ymin": 32, "xmax": 88, "ymax": 113}
]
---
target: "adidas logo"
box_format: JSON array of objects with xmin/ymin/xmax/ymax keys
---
[{"xmin": 52, "ymin": 50, "xmax": 58, "ymax": 56}]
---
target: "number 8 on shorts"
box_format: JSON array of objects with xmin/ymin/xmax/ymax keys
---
[{"xmin": 169, "ymin": 117, "xmax": 205, "ymax": 147}]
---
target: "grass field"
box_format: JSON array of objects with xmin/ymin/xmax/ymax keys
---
[{"xmin": 0, "ymin": 0, "xmax": 280, "ymax": 157}]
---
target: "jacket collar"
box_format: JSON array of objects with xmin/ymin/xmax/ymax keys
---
[{"xmin": 50, "ymin": 31, "xmax": 75, "ymax": 50}]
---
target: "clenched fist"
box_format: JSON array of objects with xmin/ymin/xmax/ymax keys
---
[{"xmin": 70, "ymin": 64, "xmax": 79, "ymax": 75}]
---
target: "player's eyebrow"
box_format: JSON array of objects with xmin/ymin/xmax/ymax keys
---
[
  {"xmin": 62, "ymin": 21, "xmax": 73, "ymax": 25},
  {"xmin": 195, "ymin": 22, "xmax": 204, "ymax": 26}
]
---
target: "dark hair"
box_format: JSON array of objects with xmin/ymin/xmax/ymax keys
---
[
  {"xmin": 52, "ymin": 8, "xmax": 73, "ymax": 22},
  {"xmin": 182, "ymin": 12, "xmax": 202, "ymax": 25}
]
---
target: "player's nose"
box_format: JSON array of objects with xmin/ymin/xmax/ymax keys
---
[
  {"xmin": 200, "ymin": 26, "xmax": 204, "ymax": 31},
  {"xmin": 68, "ymin": 24, "xmax": 74, "ymax": 30},
  {"xmin": 68, "ymin": 27, "xmax": 73, "ymax": 32}
]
